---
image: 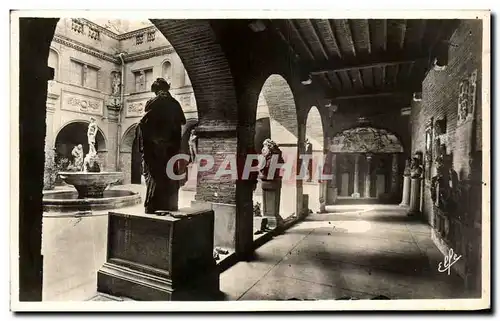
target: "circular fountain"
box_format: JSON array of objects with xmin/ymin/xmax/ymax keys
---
[{"xmin": 43, "ymin": 118, "xmax": 141, "ymax": 213}]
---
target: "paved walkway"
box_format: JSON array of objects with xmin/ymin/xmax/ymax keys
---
[
  {"xmin": 220, "ymin": 204, "xmax": 466, "ymax": 300},
  {"xmin": 42, "ymin": 184, "xmax": 466, "ymax": 301}
]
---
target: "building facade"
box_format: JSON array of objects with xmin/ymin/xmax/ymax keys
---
[{"xmin": 44, "ymin": 18, "xmax": 198, "ymax": 187}]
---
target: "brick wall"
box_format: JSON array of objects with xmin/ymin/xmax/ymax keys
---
[{"xmin": 410, "ymin": 19, "xmax": 482, "ymax": 224}]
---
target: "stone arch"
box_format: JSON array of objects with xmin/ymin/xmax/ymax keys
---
[
  {"xmin": 305, "ymin": 106, "xmax": 324, "ymax": 152},
  {"xmin": 120, "ymin": 124, "xmax": 138, "ymax": 153},
  {"xmin": 53, "ymin": 120, "xmax": 107, "ymax": 169},
  {"xmin": 254, "ymin": 74, "xmax": 299, "ymax": 220},
  {"xmin": 119, "ymin": 123, "xmax": 142, "ymax": 184},
  {"xmin": 302, "ymin": 106, "xmax": 327, "ymax": 212},
  {"xmin": 151, "ymin": 20, "xmax": 239, "ymax": 128}
]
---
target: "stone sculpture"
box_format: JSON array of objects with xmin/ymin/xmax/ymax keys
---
[
  {"xmin": 188, "ymin": 128, "xmax": 198, "ymax": 163},
  {"xmin": 71, "ymin": 144, "xmax": 84, "ymax": 171},
  {"xmin": 87, "ymin": 117, "xmax": 98, "ymax": 155},
  {"xmin": 409, "ymin": 157, "xmax": 423, "ymax": 179},
  {"xmin": 260, "ymin": 138, "xmax": 284, "ymax": 181},
  {"xmin": 136, "ymin": 78, "xmax": 186, "ymax": 213},
  {"xmin": 112, "ymin": 72, "xmax": 121, "ymax": 96}
]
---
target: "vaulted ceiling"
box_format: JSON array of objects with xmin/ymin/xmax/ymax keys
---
[{"xmin": 265, "ymin": 19, "xmax": 459, "ymax": 114}]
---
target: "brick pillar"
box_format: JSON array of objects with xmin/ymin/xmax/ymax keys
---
[{"xmin": 193, "ymin": 126, "xmax": 252, "ymax": 255}]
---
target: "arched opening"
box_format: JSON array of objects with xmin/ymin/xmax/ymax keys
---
[
  {"xmin": 303, "ymin": 106, "xmax": 325, "ymax": 212},
  {"xmin": 329, "ymin": 126, "xmax": 403, "ymax": 204},
  {"xmin": 253, "ymin": 74, "xmax": 298, "ymax": 232},
  {"xmin": 54, "ymin": 120, "xmax": 107, "ymax": 171},
  {"xmin": 120, "ymin": 124, "xmax": 142, "ymax": 185},
  {"xmin": 179, "ymin": 118, "xmax": 199, "ymax": 191}
]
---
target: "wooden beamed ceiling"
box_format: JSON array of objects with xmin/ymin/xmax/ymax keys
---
[{"xmin": 266, "ymin": 19, "xmax": 459, "ymax": 106}]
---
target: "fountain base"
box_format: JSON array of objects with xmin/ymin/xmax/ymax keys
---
[{"xmin": 43, "ymin": 190, "xmax": 141, "ymax": 213}]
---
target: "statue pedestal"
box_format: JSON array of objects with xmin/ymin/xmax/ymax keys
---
[
  {"xmin": 399, "ymin": 175, "xmax": 411, "ymax": 207},
  {"xmin": 97, "ymin": 208, "xmax": 219, "ymax": 301},
  {"xmin": 407, "ymin": 177, "xmax": 422, "ymax": 216},
  {"xmin": 181, "ymin": 163, "xmax": 197, "ymax": 191},
  {"xmin": 261, "ymin": 180, "xmax": 284, "ymax": 228}
]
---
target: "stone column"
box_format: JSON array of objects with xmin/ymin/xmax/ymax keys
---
[
  {"xmin": 326, "ymin": 153, "xmax": 337, "ymax": 204},
  {"xmin": 364, "ymin": 153, "xmax": 372, "ymax": 198},
  {"xmin": 399, "ymin": 174, "xmax": 411, "ymax": 207},
  {"xmin": 408, "ymin": 176, "xmax": 422, "ymax": 216},
  {"xmin": 391, "ymin": 153, "xmax": 400, "ymax": 197},
  {"xmin": 352, "ymin": 153, "xmax": 360, "ymax": 198}
]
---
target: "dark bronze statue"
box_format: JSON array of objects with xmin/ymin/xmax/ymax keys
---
[{"xmin": 136, "ymin": 78, "xmax": 186, "ymax": 213}]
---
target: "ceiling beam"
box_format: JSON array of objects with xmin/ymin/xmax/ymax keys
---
[
  {"xmin": 328, "ymin": 87, "xmax": 416, "ymax": 101},
  {"xmin": 310, "ymin": 54, "xmax": 429, "ymax": 75}
]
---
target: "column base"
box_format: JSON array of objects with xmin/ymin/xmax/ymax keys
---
[
  {"xmin": 406, "ymin": 209, "xmax": 421, "ymax": 217},
  {"xmin": 399, "ymin": 203, "xmax": 410, "ymax": 207}
]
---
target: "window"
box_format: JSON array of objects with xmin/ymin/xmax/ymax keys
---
[
  {"xmin": 70, "ymin": 59, "xmax": 99, "ymax": 89},
  {"xmin": 147, "ymin": 31, "xmax": 155, "ymax": 42},
  {"xmin": 134, "ymin": 69, "xmax": 153, "ymax": 92},
  {"xmin": 136, "ymin": 34, "xmax": 144, "ymax": 45},
  {"xmin": 71, "ymin": 19, "xmax": 84, "ymax": 34}
]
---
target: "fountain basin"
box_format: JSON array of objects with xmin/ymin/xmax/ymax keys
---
[
  {"xmin": 43, "ymin": 190, "xmax": 141, "ymax": 213},
  {"xmin": 58, "ymin": 172, "xmax": 124, "ymax": 198}
]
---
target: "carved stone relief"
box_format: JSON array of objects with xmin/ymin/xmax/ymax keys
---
[
  {"xmin": 457, "ymin": 69, "xmax": 478, "ymax": 126},
  {"xmin": 61, "ymin": 91, "xmax": 104, "ymax": 116}
]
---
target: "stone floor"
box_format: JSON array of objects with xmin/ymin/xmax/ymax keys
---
[
  {"xmin": 220, "ymin": 204, "xmax": 467, "ymax": 300},
  {"xmin": 42, "ymin": 184, "xmax": 467, "ymax": 301}
]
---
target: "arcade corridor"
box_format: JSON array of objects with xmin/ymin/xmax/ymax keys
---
[
  {"xmin": 222, "ymin": 205, "xmax": 466, "ymax": 300},
  {"xmin": 16, "ymin": 15, "xmax": 487, "ymax": 306}
]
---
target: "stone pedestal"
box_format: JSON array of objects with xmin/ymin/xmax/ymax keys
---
[
  {"xmin": 407, "ymin": 177, "xmax": 422, "ymax": 216},
  {"xmin": 97, "ymin": 208, "xmax": 219, "ymax": 301},
  {"xmin": 399, "ymin": 175, "xmax": 411, "ymax": 207},
  {"xmin": 318, "ymin": 182, "xmax": 327, "ymax": 213},
  {"xmin": 261, "ymin": 180, "xmax": 284, "ymax": 227},
  {"xmin": 181, "ymin": 163, "xmax": 197, "ymax": 191}
]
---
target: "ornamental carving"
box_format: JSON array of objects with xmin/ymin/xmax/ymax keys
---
[
  {"xmin": 61, "ymin": 92, "xmax": 103, "ymax": 116},
  {"xmin": 457, "ymin": 69, "xmax": 478, "ymax": 126},
  {"xmin": 126, "ymin": 100, "xmax": 147, "ymax": 117}
]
